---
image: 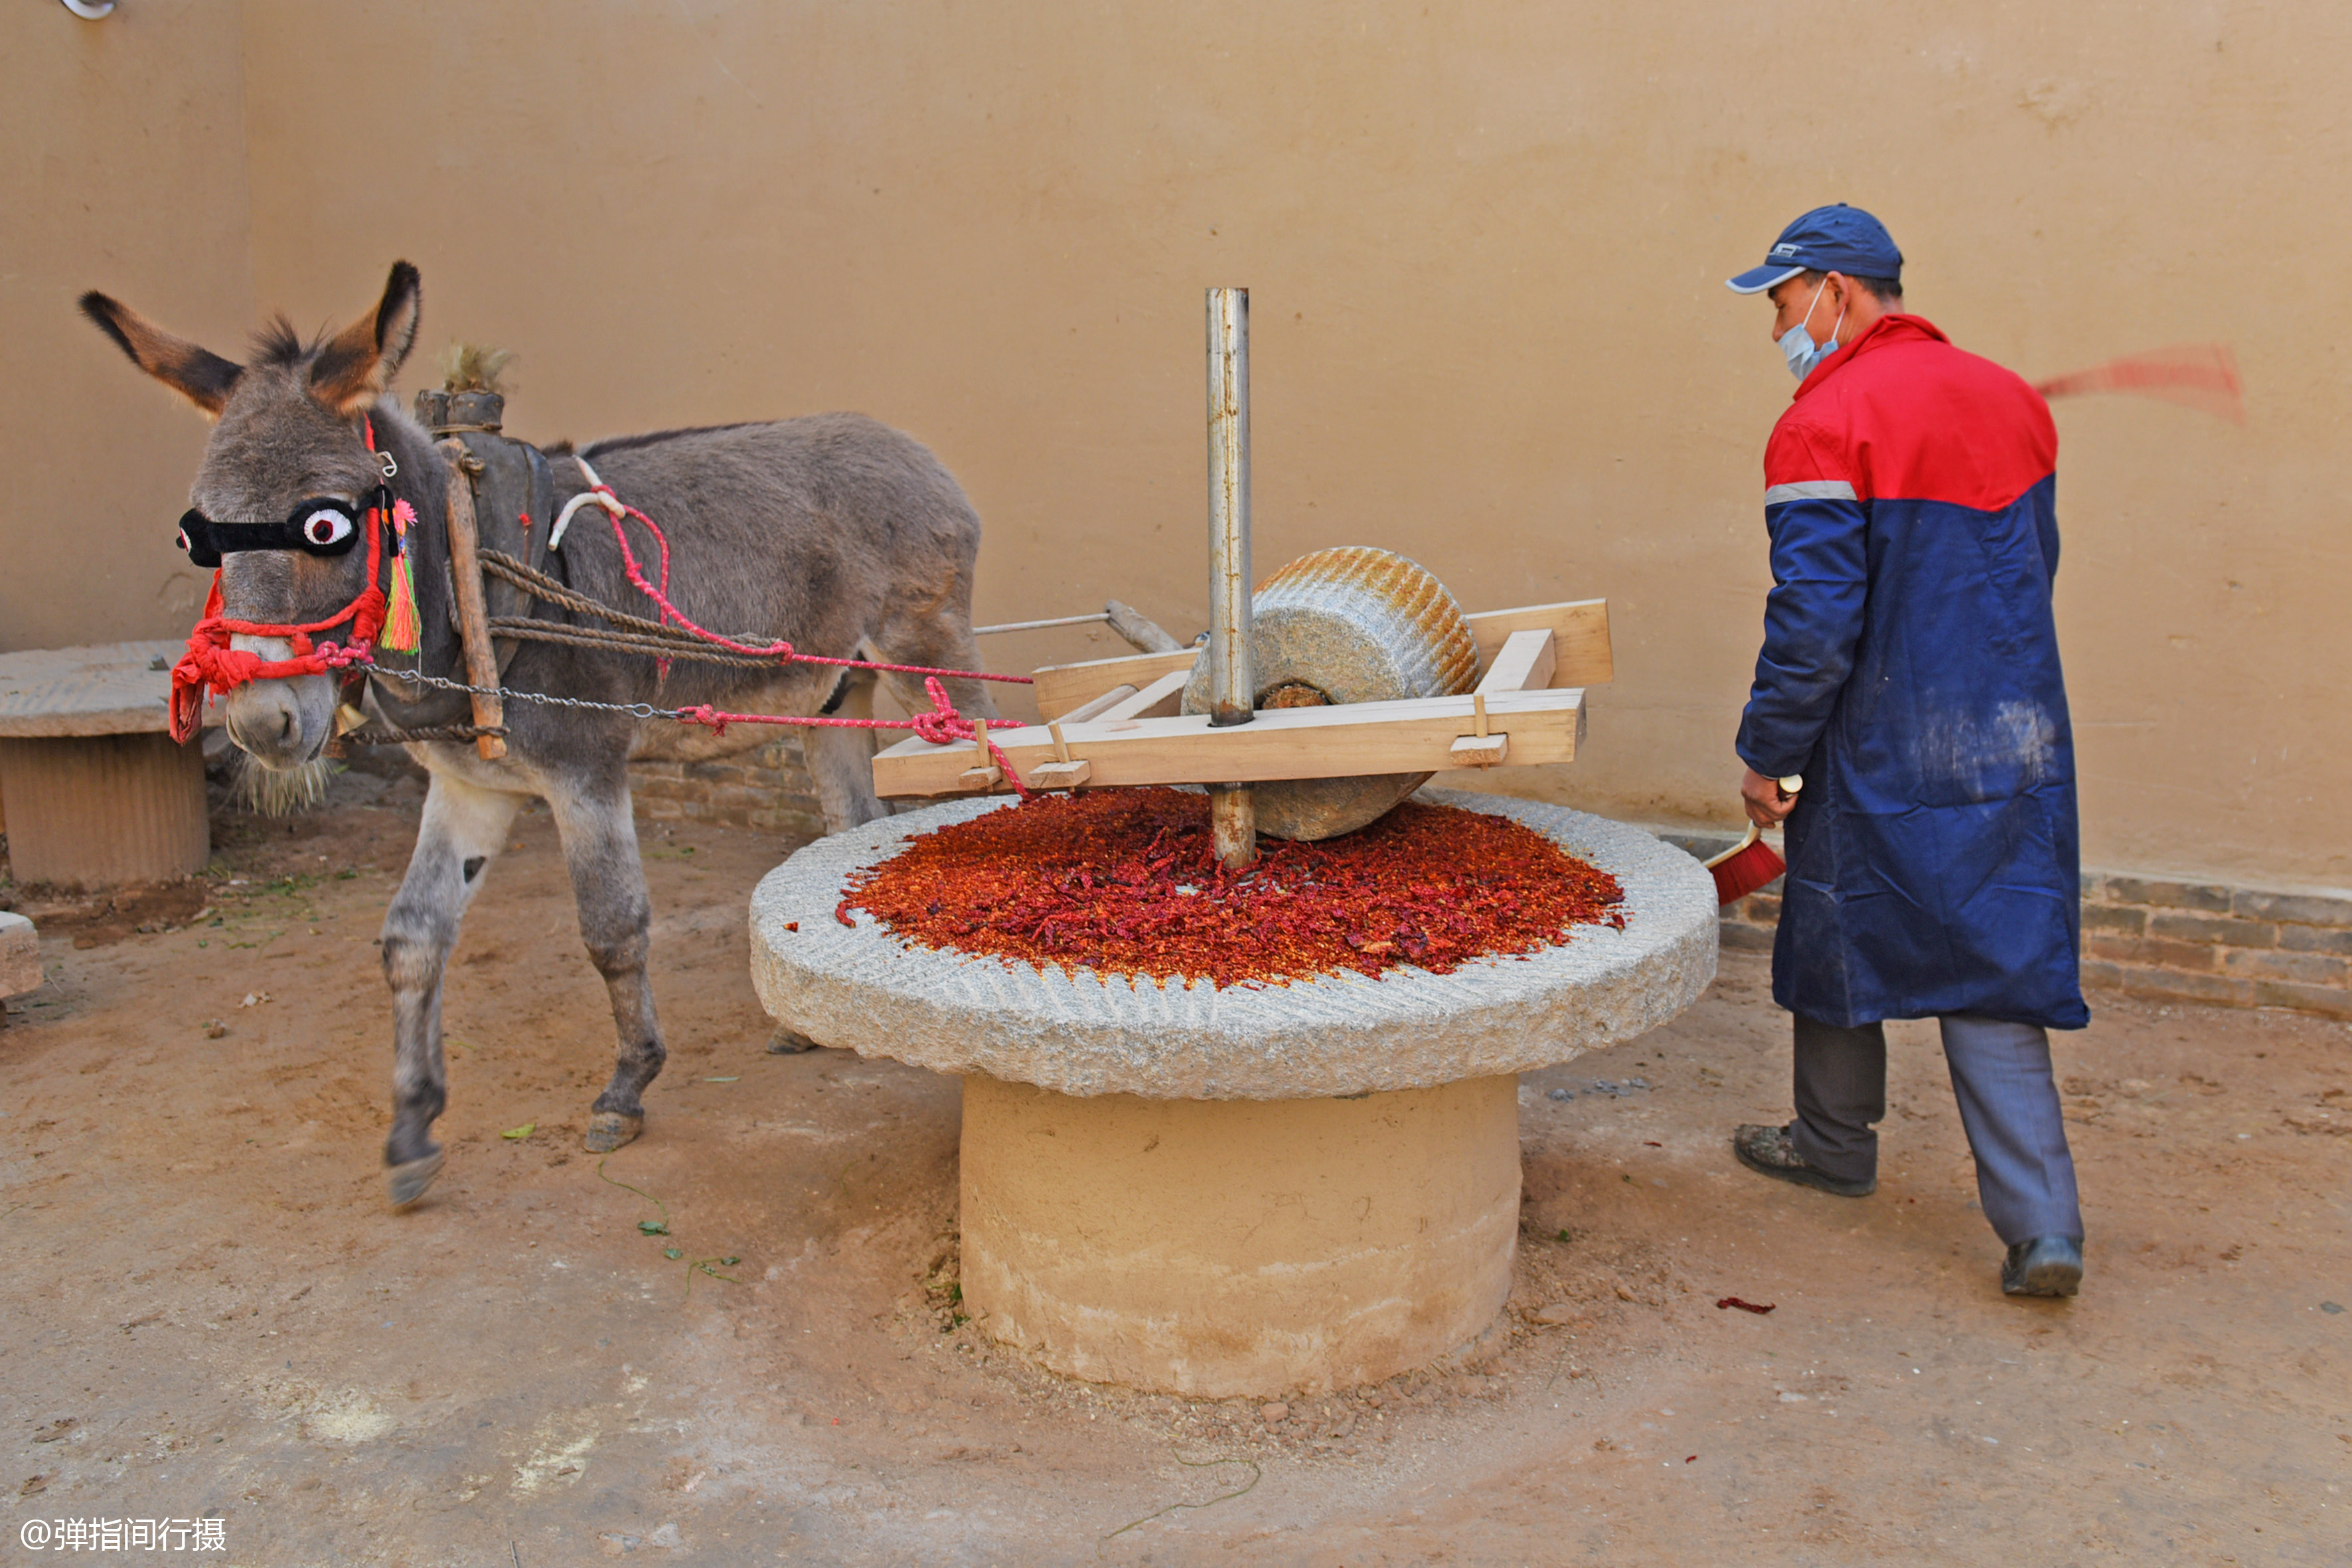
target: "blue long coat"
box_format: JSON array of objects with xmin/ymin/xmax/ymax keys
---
[{"xmin": 1735, "ymin": 315, "xmax": 2088, "ymax": 1030}]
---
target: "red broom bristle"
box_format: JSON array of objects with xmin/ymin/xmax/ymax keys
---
[{"xmin": 1708, "ymin": 837, "xmax": 1786, "ymax": 906}]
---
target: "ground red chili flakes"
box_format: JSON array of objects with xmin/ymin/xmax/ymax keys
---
[{"xmin": 844, "ymin": 788, "xmax": 1626, "ymax": 990}]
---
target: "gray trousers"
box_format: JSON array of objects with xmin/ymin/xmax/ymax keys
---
[{"xmin": 1789, "ymin": 1012, "xmax": 2084, "ymax": 1246}]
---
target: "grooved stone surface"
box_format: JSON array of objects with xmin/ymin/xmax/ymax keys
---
[{"xmin": 749, "ymin": 789, "xmax": 1717, "ymax": 1100}]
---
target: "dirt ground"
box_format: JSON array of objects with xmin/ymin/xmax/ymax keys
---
[{"xmin": 1, "ymin": 771, "xmax": 2346, "ymax": 1567}]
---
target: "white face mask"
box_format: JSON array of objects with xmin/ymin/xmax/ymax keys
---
[{"xmin": 1778, "ymin": 277, "xmax": 1846, "ymax": 381}]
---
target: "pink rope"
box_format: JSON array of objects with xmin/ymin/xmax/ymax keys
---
[
  {"xmin": 580, "ymin": 479, "xmax": 1037, "ymax": 795},
  {"xmin": 586, "ymin": 485, "xmax": 1032, "ymax": 684},
  {"xmin": 680, "ymin": 677, "xmax": 1030, "ymax": 799}
]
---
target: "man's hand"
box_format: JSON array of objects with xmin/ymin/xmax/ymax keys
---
[{"xmin": 1741, "ymin": 767, "xmax": 1802, "ymax": 828}]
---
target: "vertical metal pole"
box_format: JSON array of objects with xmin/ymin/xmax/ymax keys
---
[{"xmin": 1205, "ymin": 287, "xmax": 1257, "ymax": 868}]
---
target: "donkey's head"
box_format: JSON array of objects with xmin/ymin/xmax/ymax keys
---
[{"xmin": 81, "ymin": 263, "xmax": 423, "ymax": 769}]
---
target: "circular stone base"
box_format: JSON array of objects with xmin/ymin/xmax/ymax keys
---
[
  {"xmin": 960, "ymin": 1072, "xmax": 1518, "ymax": 1397},
  {"xmin": 749, "ymin": 789, "xmax": 1716, "ymax": 1397}
]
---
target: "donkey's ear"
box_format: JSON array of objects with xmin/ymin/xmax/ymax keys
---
[
  {"xmin": 309, "ymin": 261, "xmax": 422, "ymax": 415},
  {"xmin": 78, "ymin": 291, "xmax": 244, "ymax": 418}
]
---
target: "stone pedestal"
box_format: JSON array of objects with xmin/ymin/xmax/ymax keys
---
[
  {"xmin": 0, "ymin": 642, "xmax": 210, "ymax": 888},
  {"xmin": 749, "ymin": 789, "xmax": 1715, "ymax": 1396},
  {"xmin": 960, "ymin": 1073, "xmax": 1518, "ymax": 1395},
  {"xmin": 0, "ymin": 733, "xmax": 206, "ymax": 886}
]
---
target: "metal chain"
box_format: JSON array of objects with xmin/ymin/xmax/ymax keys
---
[{"xmin": 368, "ymin": 663, "xmax": 676, "ymax": 721}]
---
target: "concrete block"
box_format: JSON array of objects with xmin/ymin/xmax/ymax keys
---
[
  {"xmin": 2221, "ymin": 949, "xmax": 2350, "ymax": 987},
  {"xmin": 2077, "ymin": 959, "xmax": 2126, "ymax": 990},
  {"xmin": 2250, "ymin": 980, "xmax": 2352, "ymax": 1020},
  {"xmin": 2118, "ymin": 967, "xmax": 2255, "ymax": 1009},
  {"xmin": 700, "ymin": 784, "xmax": 777, "ymax": 814},
  {"xmin": 0, "ymin": 911, "xmax": 40, "ymax": 997},
  {"xmin": 2102, "ymin": 876, "xmax": 2233, "ymax": 913},
  {"xmin": 2231, "ymin": 890, "xmax": 2352, "ymax": 929},
  {"xmin": 2148, "ymin": 911, "xmax": 2278, "ymax": 947},
  {"xmin": 2280, "ymin": 925, "xmax": 2352, "ymax": 957},
  {"xmin": 2084, "ymin": 934, "xmax": 2217, "ymax": 971}
]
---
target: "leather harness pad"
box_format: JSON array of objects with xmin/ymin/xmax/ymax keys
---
[{"xmin": 441, "ymin": 430, "xmax": 563, "ymax": 676}]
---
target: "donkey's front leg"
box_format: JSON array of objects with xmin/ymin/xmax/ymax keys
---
[
  {"xmin": 382, "ymin": 771, "xmax": 523, "ymax": 1207},
  {"xmin": 547, "ymin": 777, "xmax": 665, "ymax": 1152}
]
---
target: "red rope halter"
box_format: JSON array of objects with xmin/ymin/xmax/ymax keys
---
[{"xmin": 167, "ymin": 468, "xmax": 392, "ymax": 744}]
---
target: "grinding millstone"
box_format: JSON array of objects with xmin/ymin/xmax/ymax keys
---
[{"xmin": 1180, "ymin": 546, "xmax": 1480, "ymax": 840}]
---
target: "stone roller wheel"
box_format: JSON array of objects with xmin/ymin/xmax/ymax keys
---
[{"xmin": 1180, "ymin": 546, "xmax": 1480, "ymax": 841}]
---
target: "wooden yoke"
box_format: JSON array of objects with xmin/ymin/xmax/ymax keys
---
[
  {"xmin": 874, "ymin": 596, "xmax": 1607, "ymax": 801},
  {"xmin": 1028, "ymin": 598, "xmax": 1613, "ymax": 721},
  {"xmin": 436, "ymin": 440, "xmax": 509, "ymax": 761}
]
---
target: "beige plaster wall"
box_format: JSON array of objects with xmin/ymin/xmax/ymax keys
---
[
  {"xmin": 11, "ymin": 3, "xmax": 2347, "ymax": 889},
  {"xmin": 1, "ymin": 0, "xmax": 253, "ymax": 651}
]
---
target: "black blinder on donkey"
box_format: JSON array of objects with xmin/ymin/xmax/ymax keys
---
[{"xmin": 82, "ymin": 259, "xmax": 1018, "ymax": 1208}]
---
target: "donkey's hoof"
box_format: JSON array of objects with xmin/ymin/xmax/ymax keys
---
[
  {"xmin": 387, "ymin": 1150, "xmax": 445, "ymax": 1209},
  {"xmin": 766, "ymin": 1025, "xmax": 823, "ymax": 1055},
  {"xmin": 584, "ymin": 1111, "xmax": 644, "ymax": 1154}
]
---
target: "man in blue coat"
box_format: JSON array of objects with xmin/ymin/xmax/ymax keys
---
[{"xmin": 1723, "ymin": 204, "xmax": 2086, "ymax": 1298}]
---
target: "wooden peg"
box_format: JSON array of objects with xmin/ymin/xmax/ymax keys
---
[
  {"xmin": 1449, "ymin": 733, "xmax": 1508, "ymax": 767},
  {"xmin": 958, "ymin": 717, "xmax": 1004, "ymax": 789},
  {"xmin": 1028, "ymin": 718, "xmax": 1091, "ymax": 788},
  {"xmin": 1451, "ymin": 692, "xmax": 1507, "ymax": 766}
]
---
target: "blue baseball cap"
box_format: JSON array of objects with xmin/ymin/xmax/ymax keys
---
[{"xmin": 1725, "ymin": 204, "xmax": 1904, "ymax": 294}]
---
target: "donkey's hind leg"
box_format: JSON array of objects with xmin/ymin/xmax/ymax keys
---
[
  {"xmin": 382, "ymin": 770, "xmax": 524, "ymax": 1207},
  {"xmin": 546, "ymin": 774, "xmax": 665, "ymax": 1152},
  {"xmin": 804, "ymin": 666, "xmax": 890, "ymax": 834}
]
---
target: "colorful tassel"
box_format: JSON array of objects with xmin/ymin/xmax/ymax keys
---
[{"xmin": 379, "ymin": 499, "xmax": 422, "ymax": 654}]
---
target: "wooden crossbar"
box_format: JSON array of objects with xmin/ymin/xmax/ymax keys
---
[
  {"xmin": 1029, "ymin": 598, "xmax": 1610, "ymax": 720},
  {"xmin": 874, "ymin": 686, "xmax": 1585, "ymax": 799}
]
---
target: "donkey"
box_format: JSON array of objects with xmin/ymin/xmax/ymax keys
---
[{"xmin": 81, "ymin": 262, "xmax": 998, "ymax": 1205}]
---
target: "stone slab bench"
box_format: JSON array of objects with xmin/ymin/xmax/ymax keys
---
[{"xmin": 0, "ymin": 641, "xmax": 210, "ymax": 888}]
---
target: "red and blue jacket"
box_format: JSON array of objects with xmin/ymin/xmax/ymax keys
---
[{"xmin": 1737, "ymin": 314, "xmax": 2087, "ymax": 1030}]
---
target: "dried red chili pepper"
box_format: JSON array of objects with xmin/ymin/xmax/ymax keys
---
[
  {"xmin": 1715, "ymin": 1297, "xmax": 1776, "ymax": 1314},
  {"xmin": 843, "ymin": 788, "xmax": 1626, "ymax": 990}
]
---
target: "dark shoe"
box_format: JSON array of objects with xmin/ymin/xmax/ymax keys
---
[
  {"xmin": 1731, "ymin": 1123, "xmax": 1875, "ymax": 1197},
  {"xmin": 2001, "ymin": 1235, "xmax": 2084, "ymax": 1298}
]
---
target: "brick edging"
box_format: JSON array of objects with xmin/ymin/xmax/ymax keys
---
[
  {"xmin": 1657, "ymin": 830, "xmax": 2352, "ymax": 1023},
  {"xmin": 628, "ymin": 734, "xmax": 824, "ymax": 840}
]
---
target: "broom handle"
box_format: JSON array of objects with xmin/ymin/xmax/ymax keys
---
[{"xmin": 1707, "ymin": 775, "xmax": 1805, "ymax": 868}]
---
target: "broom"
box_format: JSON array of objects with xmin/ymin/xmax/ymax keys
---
[
  {"xmin": 2033, "ymin": 343, "xmax": 2243, "ymax": 424},
  {"xmin": 1706, "ymin": 774, "xmax": 1802, "ymax": 905}
]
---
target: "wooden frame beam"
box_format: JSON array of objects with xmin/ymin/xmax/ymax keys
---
[
  {"xmin": 874, "ymin": 686, "xmax": 1585, "ymax": 799},
  {"xmin": 1028, "ymin": 598, "xmax": 1610, "ymax": 720}
]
